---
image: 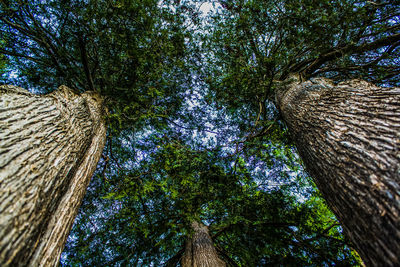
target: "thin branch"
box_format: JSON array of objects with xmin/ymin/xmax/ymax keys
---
[
  {"xmin": 305, "ymin": 223, "xmax": 340, "ymax": 242},
  {"xmin": 78, "ymin": 34, "xmax": 95, "ymax": 91},
  {"xmin": 302, "ymin": 33, "xmax": 400, "ymax": 77},
  {"xmin": 0, "ymin": 48, "xmax": 43, "ymax": 64},
  {"xmin": 164, "ymin": 117, "xmax": 219, "ymax": 135},
  {"xmin": 215, "ymin": 245, "xmax": 240, "ymax": 267},
  {"xmin": 164, "ymin": 248, "xmax": 185, "ymax": 267}
]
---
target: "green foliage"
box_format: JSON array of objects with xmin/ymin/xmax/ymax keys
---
[
  {"xmin": 0, "ymin": 0, "xmax": 193, "ymax": 132},
  {"xmin": 203, "ymin": 0, "xmax": 400, "ymax": 133},
  {"xmin": 2, "ymin": 0, "xmax": 396, "ymax": 265},
  {"xmin": 62, "ymin": 126, "xmax": 360, "ymax": 266},
  {"xmin": 0, "ymin": 38, "xmax": 8, "ymax": 78}
]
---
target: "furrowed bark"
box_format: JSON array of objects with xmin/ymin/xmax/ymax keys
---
[
  {"xmin": 276, "ymin": 76, "xmax": 400, "ymax": 266},
  {"xmin": 0, "ymin": 85, "xmax": 106, "ymax": 266},
  {"xmin": 181, "ymin": 221, "xmax": 225, "ymax": 267}
]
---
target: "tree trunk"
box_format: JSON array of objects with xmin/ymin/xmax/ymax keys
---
[
  {"xmin": 181, "ymin": 221, "xmax": 225, "ymax": 267},
  {"xmin": 276, "ymin": 76, "xmax": 400, "ymax": 266},
  {"xmin": 0, "ymin": 85, "xmax": 107, "ymax": 266}
]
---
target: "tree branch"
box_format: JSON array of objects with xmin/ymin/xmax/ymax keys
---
[
  {"xmin": 0, "ymin": 48, "xmax": 43, "ymax": 64},
  {"xmin": 302, "ymin": 33, "xmax": 400, "ymax": 77},
  {"xmin": 164, "ymin": 248, "xmax": 185, "ymax": 267},
  {"xmin": 78, "ymin": 35, "xmax": 95, "ymax": 91}
]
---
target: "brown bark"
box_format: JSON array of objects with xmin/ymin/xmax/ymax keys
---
[
  {"xmin": 276, "ymin": 75, "xmax": 400, "ymax": 266},
  {"xmin": 181, "ymin": 221, "xmax": 225, "ymax": 267},
  {"xmin": 0, "ymin": 85, "xmax": 107, "ymax": 266}
]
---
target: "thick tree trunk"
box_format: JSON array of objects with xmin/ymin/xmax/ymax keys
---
[
  {"xmin": 0, "ymin": 85, "xmax": 107, "ymax": 266},
  {"xmin": 181, "ymin": 221, "xmax": 225, "ymax": 267},
  {"xmin": 276, "ymin": 76, "xmax": 400, "ymax": 266}
]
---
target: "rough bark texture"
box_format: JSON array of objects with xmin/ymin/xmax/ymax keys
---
[
  {"xmin": 276, "ymin": 76, "xmax": 400, "ymax": 266},
  {"xmin": 0, "ymin": 85, "xmax": 106, "ymax": 266},
  {"xmin": 181, "ymin": 221, "xmax": 225, "ymax": 267}
]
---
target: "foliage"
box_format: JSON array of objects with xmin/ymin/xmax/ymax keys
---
[
  {"xmin": 203, "ymin": 0, "xmax": 400, "ymax": 133},
  {"xmin": 61, "ymin": 124, "xmax": 360, "ymax": 266},
  {"xmin": 0, "ymin": 0, "xmax": 194, "ymax": 132},
  {"xmin": 2, "ymin": 0, "xmax": 397, "ymax": 265},
  {"xmin": 0, "ymin": 37, "xmax": 8, "ymax": 78}
]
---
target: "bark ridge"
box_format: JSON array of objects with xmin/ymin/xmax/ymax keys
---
[
  {"xmin": 277, "ymin": 77, "xmax": 400, "ymax": 266},
  {"xmin": 0, "ymin": 85, "xmax": 106, "ymax": 266},
  {"xmin": 181, "ymin": 221, "xmax": 225, "ymax": 267}
]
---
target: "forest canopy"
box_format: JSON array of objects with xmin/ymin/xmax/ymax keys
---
[{"xmin": 1, "ymin": 0, "xmax": 399, "ymax": 266}]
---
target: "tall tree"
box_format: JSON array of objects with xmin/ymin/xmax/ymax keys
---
[
  {"xmin": 276, "ymin": 76, "xmax": 400, "ymax": 266},
  {"xmin": 181, "ymin": 221, "xmax": 225, "ymax": 267},
  {"xmin": 204, "ymin": 0, "xmax": 400, "ymax": 265},
  {"xmin": 0, "ymin": 0, "xmax": 191, "ymax": 265},
  {"xmin": 0, "ymin": 85, "xmax": 106, "ymax": 266}
]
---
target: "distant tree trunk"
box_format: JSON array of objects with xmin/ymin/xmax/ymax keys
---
[
  {"xmin": 181, "ymin": 221, "xmax": 225, "ymax": 267},
  {"xmin": 276, "ymin": 76, "xmax": 400, "ymax": 266},
  {"xmin": 0, "ymin": 85, "xmax": 107, "ymax": 266}
]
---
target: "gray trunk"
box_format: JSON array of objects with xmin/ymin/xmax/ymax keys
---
[
  {"xmin": 181, "ymin": 221, "xmax": 225, "ymax": 267},
  {"xmin": 276, "ymin": 76, "xmax": 400, "ymax": 266},
  {"xmin": 0, "ymin": 85, "xmax": 107, "ymax": 266}
]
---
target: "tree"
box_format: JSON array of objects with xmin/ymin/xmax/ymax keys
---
[
  {"xmin": 204, "ymin": 0, "xmax": 400, "ymax": 265},
  {"xmin": 0, "ymin": 0, "xmax": 191, "ymax": 265},
  {"xmin": 0, "ymin": 85, "xmax": 106, "ymax": 266},
  {"xmin": 181, "ymin": 221, "xmax": 225, "ymax": 267},
  {"xmin": 276, "ymin": 76, "xmax": 400, "ymax": 266}
]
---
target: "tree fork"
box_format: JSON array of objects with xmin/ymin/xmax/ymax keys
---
[
  {"xmin": 0, "ymin": 85, "xmax": 107, "ymax": 266},
  {"xmin": 276, "ymin": 75, "xmax": 400, "ymax": 266}
]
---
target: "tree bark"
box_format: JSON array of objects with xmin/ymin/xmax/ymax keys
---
[
  {"xmin": 181, "ymin": 221, "xmax": 226, "ymax": 267},
  {"xmin": 0, "ymin": 85, "xmax": 107, "ymax": 266},
  {"xmin": 276, "ymin": 76, "xmax": 400, "ymax": 266}
]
